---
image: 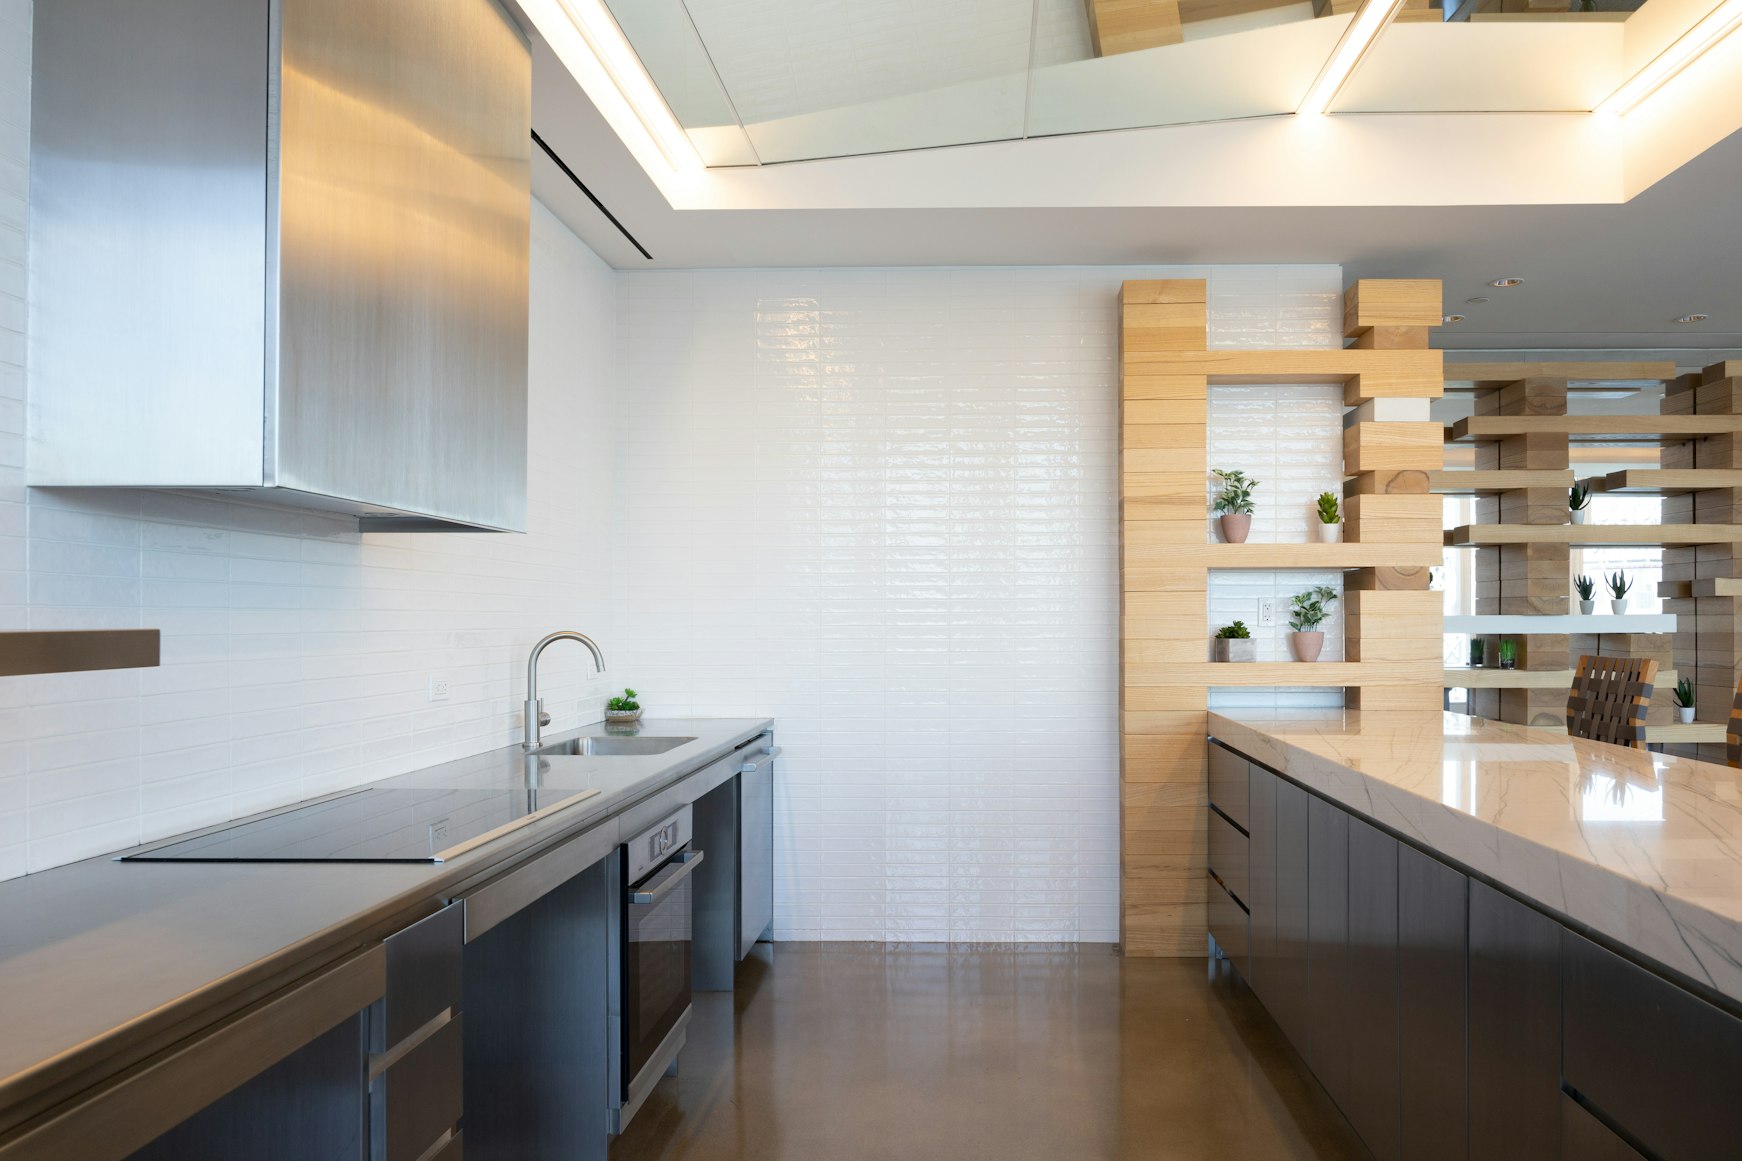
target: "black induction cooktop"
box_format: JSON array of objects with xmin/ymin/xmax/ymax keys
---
[{"xmin": 123, "ymin": 785, "xmax": 599, "ymax": 863}]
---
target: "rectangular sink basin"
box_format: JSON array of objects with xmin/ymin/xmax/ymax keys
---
[{"xmin": 539, "ymin": 736, "xmax": 696, "ymax": 757}]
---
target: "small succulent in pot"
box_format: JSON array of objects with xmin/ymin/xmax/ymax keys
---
[
  {"xmin": 1213, "ymin": 621, "xmax": 1256, "ymax": 663},
  {"xmin": 1288, "ymin": 585, "xmax": 1339, "ymax": 662},
  {"xmin": 1569, "ymin": 483, "xmax": 1592, "ymax": 525},
  {"xmin": 1607, "ymin": 570, "xmax": 1634, "ymax": 614},
  {"xmin": 605, "ymin": 687, "xmax": 642, "ymax": 723},
  {"xmin": 1315, "ymin": 491, "xmax": 1342, "ymax": 543},
  {"xmin": 1674, "ymin": 676, "xmax": 1696, "ymax": 724},
  {"xmin": 1213, "ymin": 469, "xmax": 1258, "ymax": 544},
  {"xmin": 1498, "ymin": 639, "xmax": 1518, "ymax": 670},
  {"xmin": 1575, "ymin": 573, "xmax": 1596, "ymax": 615}
]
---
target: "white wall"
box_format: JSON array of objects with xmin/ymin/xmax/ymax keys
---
[
  {"xmin": 611, "ymin": 264, "xmax": 1341, "ymax": 943},
  {"xmin": 0, "ymin": 0, "xmax": 619, "ymax": 881}
]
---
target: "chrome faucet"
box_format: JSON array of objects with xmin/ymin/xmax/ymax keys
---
[{"xmin": 523, "ymin": 631, "xmax": 606, "ymax": 750}]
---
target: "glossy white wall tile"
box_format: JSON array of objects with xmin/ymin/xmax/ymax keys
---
[{"xmin": 613, "ymin": 264, "xmax": 1342, "ymax": 943}]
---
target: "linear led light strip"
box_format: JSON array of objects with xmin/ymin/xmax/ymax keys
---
[
  {"xmin": 524, "ymin": 0, "xmax": 701, "ymax": 173},
  {"xmin": 1596, "ymin": 0, "xmax": 1742, "ymax": 115},
  {"xmin": 1297, "ymin": 0, "xmax": 1410, "ymax": 116}
]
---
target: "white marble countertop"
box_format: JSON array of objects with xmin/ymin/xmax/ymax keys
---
[{"xmin": 1209, "ymin": 709, "xmax": 1742, "ymax": 1006}]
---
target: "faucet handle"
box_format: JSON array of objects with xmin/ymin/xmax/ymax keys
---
[{"xmin": 538, "ymin": 709, "xmax": 551, "ymax": 727}]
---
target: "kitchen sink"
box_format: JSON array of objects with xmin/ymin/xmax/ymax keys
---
[{"xmin": 539, "ymin": 735, "xmax": 697, "ymax": 757}]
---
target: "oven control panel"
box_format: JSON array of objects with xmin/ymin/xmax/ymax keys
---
[{"xmin": 626, "ymin": 804, "xmax": 693, "ymax": 884}]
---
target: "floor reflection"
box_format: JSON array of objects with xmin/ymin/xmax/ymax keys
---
[{"xmin": 610, "ymin": 943, "xmax": 1366, "ymax": 1161}]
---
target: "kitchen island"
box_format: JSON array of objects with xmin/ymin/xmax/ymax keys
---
[{"xmin": 1207, "ymin": 709, "xmax": 1742, "ymax": 1161}]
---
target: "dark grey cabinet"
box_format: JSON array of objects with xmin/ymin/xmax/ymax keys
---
[
  {"xmin": 1247, "ymin": 761, "xmax": 1279, "ymax": 1013},
  {"xmin": 1561, "ymin": 1096, "xmax": 1649, "ymax": 1161},
  {"xmin": 1564, "ymin": 932, "xmax": 1742, "ymax": 1161},
  {"xmin": 1273, "ymin": 777, "xmax": 1311, "ymax": 1052},
  {"xmin": 1305, "ymin": 796, "xmax": 1350, "ymax": 1112},
  {"xmin": 1469, "ymin": 879, "xmax": 1561, "ymax": 1161},
  {"xmin": 1398, "ymin": 844, "xmax": 1467, "ymax": 1161},
  {"xmin": 1345, "ymin": 815, "xmax": 1400, "ymax": 1161}
]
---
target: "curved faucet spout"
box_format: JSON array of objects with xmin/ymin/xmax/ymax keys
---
[{"xmin": 523, "ymin": 631, "xmax": 606, "ymax": 750}]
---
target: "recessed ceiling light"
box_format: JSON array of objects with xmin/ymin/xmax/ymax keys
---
[
  {"xmin": 1674, "ymin": 313, "xmax": 1710, "ymax": 324},
  {"xmin": 1488, "ymin": 278, "xmax": 1524, "ymax": 288},
  {"xmin": 1465, "ymin": 297, "xmax": 1490, "ymax": 305},
  {"xmin": 1443, "ymin": 314, "xmax": 1466, "ymax": 324}
]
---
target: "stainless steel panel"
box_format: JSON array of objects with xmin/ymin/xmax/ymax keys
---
[
  {"xmin": 0, "ymin": 631, "xmax": 159, "ymax": 677},
  {"xmin": 1208, "ymin": 806, "xmax": 1248, "ymax": 906},
  {"xmin": 690, "ymin": 778, "xmax": 739, "ymax": 992},
  {"xmin": 461, "ymin": 821, "xmax": 618, "ymax": 942},
  {"xmin": 370, "ymin": 1013, "xmax": 463, "ymax": 1161},
  {"xmin": 1208, "ymin": 743, "xmax": 1249, "ymax": 831},
  {"xmin": 626, "ymin": 806, "xmax": 693, "ymax": 884},
  {"xmin": 28, "ymin": 0, "xmax": 269, "ymax": 487},
  {"xmin": 738, "ymin": 742, "xmax": 774, "ymax": 959},
  {"xmin": 274, "ymin": 0, "xmax": 530, "ymax": 531},
  {"xmin": 377, "ymin": 906, "xmax": 463, "ymax": 1051}
]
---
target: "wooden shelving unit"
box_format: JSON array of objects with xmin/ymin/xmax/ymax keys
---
[
  {"xmin": 1449, "ymin": 415, "xmax": 1742, "ymax": 443},
  {"xmin": 1585, "ymin": 469, "xmax": 1742, "ymax": 494},
  {"xmin": 1444, "ymin": 361, "xmax": 1677, "ymax": 385},
  {"xmin": 1119, "ymin": 277, "xmax": 1444, "ymax": 957},
  {"xmin": 1430, "ymin": 470, "xmax": 1575, "ymax": 494},
  {"xmin": 1446, "ymin": 524, "xmax": 1742, "ymax": 546},
  {"xmin": 1658, "ymin": 578, "xmax": 1742, "ymax": 599},
  {"xmin": 1443, "ymin": 667, "xmax": 1677, "ymax": 690}
]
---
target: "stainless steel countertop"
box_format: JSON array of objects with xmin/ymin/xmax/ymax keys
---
[{"xmin": 0, "ymin": 716, "xmax": 772, "ymax": 1131}]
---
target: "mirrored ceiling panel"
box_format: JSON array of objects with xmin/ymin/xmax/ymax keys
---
[{"xmin": 604, "ymin": 0, "xmax": 760, "ymax": 165}]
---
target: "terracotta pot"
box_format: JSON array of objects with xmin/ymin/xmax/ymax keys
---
[
  {"xmin": 1570, "ymin": 508, "xmax": 1589, "ymax": 525},
  {"xmin": 1213, "ymin": 638, "xmax": 1257, "ymax": 663},
  {"xmin": 1578, "ymin": 600, "xmax": 1595, "ymax": 615},
  {"xmin": 1611, "ymin": 599, "xmax": 1629, "ymax": 615},
  {"xmin": 1316, "ymin": 523, "xmax": 1342, "ymax": 543},
  {"xmin": 1218, "ymin": 513, "xmax": 1251, "ymax": 544},
  {"xmin": 1678, "ymin": 706, "xmax": 1696, "ymax": 724},
  {"xmin": 1291, "ymin": 631, "xmax": 1324, "ymax": 663}
]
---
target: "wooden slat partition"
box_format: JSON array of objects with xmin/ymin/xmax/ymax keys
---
[{"xmin": 1118, "ymin": 278, "xmax": 1444, "ymax": 956}]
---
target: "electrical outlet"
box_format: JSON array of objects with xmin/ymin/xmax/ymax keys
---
[
  {"xmin": 427, "ymin": 676, "xmax": 451, "ymax": 702},
  {"xmin": 1257, "ymin": 599, "xmax": 1277, "ymax": 628}
]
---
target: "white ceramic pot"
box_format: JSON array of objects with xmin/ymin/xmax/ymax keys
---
[
  {"xmin": 1611, "ymin": 599, "xmax": 1629, "ymax": 615},
  {"xmin": 1214, "ymin": 638, "xmax": 1257, "ymax": 663},
  {"xmin": 1291, "ymin": 631, "xmax": 1324, "ymax": 663},
  {"xmin": 1678, "ymin": 706, "xmax": 1696, "ymax": 724},
  {"xmin": 1578, "ymin": 600, "xmax": 1595, "ymax": 615},
  {"xmin": 605, "ymin": 708, "xmax": 643, "ymax": 724},
  {"xmin": 1316, "ymin": 523, "xmax": 1342, "ymax": 543},
  {"xmin": 1218, "ymin": 513, "xmax": 1252, "ymax": 544},
  {"xmin": 1570, "ymin": 508, "xmax": 1589, "ymax": 525}
]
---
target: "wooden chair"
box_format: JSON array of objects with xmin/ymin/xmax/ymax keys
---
[
  {"xmin": 1727, "ymin": 676, "xmax": 1742, "ymax": 768},
  {"xmin": 1566, "ymin": 655, "xmax": 1658, "ymax": 750}
]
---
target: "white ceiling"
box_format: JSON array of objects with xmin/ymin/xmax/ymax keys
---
[{"xmin": 526, "ymin": 23, "xmax": 1742, "ymax": 351}]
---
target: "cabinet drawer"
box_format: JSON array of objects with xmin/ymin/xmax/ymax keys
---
[
  {"xmin": 371, "ymin": 1014, "xmax": 463, "ymax": 1161},
  {"xmin": 1209, "ymin": 806, "xmax": 1248, "ymax": 905},
  {"xmin": 376, "ymin": 905, "xmax": 463, "ymax": 1050},
  {"xmin": 1564, "ymin": 933, "xmax": 1742, "ymax": 1161},
  {"xmin": 1208, "ymin": 875, "xmax": 1249, "ymax": 973},
  {"xmin": 1561, "ymin": 1096, "xmax": 1647, "ymax": 1161},
  {"xmin": 1208, "ymin": 743, "xmax": 1249, "ymax": 831}
]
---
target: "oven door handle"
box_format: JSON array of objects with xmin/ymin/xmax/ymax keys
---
[
  {"xmin": 741, "ymin": 745, "xmax": 782, "ymax": 774},
  {"xmin": 629, "ymin": 849, "xmax": 704, "ymax": 905}
]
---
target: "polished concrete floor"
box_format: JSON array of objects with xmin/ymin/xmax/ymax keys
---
[{"xmin": 611, "ymin": 944, "xmax": 1371, "ymax": 1161}]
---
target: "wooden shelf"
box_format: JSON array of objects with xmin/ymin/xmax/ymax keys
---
[
  {"xmin": 1443, "ymin": 667, "xmax": 1677, "ymax": 689},
  {"xmin": 1121, "ymin": 348, "xmax": 1442, "ymax": 401},
  {"xmin": 1442, "ymin": 361, "xmax": 1676, "ymax": 385},
  {"xmin": 1430, "ymin": 470, "xmax": 1576, "ymax": 494},
  {"xmin": 1644, "ymin": 723, "xmax": 1728, "ymax": 744},
  {"xmin": 1185, "ymin": 662, "xmax": 1436, "ymax": 687},
  {"xmin": 1445, "ymin": 613, "xmax": 1676, "ymax": 633},
  {"xmin": 1446, "ymin": 524, "xmax": 1742, "ymax": 547},
  {"xmin": 1583, "ymin": 470, "xmax": 1742, "ymax": 495},
  {"xmin": 1448, "ymin": 416, "xmax": 1742, "ymax": 444},
  {"xmin": 1658, "ymin": 578, "xmax": 1742, "ymax": 599},
  {"xmin": 1193, "ymin": 542, "xmax": 1445, "ymax": 569}
]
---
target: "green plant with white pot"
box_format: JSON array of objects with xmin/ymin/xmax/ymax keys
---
[
  {"xmin": 1315, "ymin": 491, "xmax": 1342, "ymax": 543},
  {"xmin": 1575, "ymin": 574, "xmax": 1596, "ymax": 615},
  {"xmin": 1674, "ymin": 676, "xmax": 1696, "ymax": 725},
  {"xmin": 1289, "ymin": 585, "xmax": 1339, "ymax": 662},
  {"xmin": 1569, "ymin": 483, "xmax": 1592, "ymax": 525},
  {"xmin": 1607, "ymin": 570, "xmax": 1634, "ymax": 614},
  {"xmin": 1213, "ymin": 621, "xmax": 1256, "ymax": 663},
  {"xmin": 1213, "ymin": 469, "xmax": 1257, "ymax": 544},
  {"xmin": 605, "ymin": 687, "xmax": 642, "ymax": 723}
]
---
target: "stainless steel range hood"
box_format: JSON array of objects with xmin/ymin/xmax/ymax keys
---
[{"xmin": 28, "ymin": 0, "xmax": 532, "ymax": 533}]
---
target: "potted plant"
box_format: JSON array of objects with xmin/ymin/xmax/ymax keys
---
[
  {"xmin": 1288, "ymin": 585, "xmax": 1339, "ymax": 662},
  {"xmin": 605, "ymin": 687, "xmax": 642, "ymax": 723},
  {"xmin": 1569, "ymin": 483, "xmax": 1592, "ymax": 525},
  {"xmin": 1575, "ymin": 574, "xmax": 1596, "ymax": 615},
  {"xmin": 1469, "ymin": 639, "xmax": 1486, "ymax": 668},
  {"xmin": 1674, "ymin": 677, "xmax": 1696, "ymax": 724},
  {"xmin": 1213, "ymin": 621, "xmax": 1256, "ymax": 663},
  {"xmin": 1315, "ymin": 491, "xmax": 1342, "ymax": 543},
  {"xmin": 1498, "ymin": 639, "xmax": 1517, "ymax": 670},
  {"xmin": 1213, "ymin": 469, "xmax": 1257, "ymax": 544},
  {"xmin": 1607, "ymin": 571, "xmax": 1634, "ymax": 614}
]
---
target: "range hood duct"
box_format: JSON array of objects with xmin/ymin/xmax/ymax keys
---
[{"xmin": 28, "ymin": 0, "xmax": 532, "ymax": 533}]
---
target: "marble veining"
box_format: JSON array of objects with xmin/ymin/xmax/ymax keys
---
[{"xmin": 1209, "ymin": 710, "xmax": 1742, "ymax": 1006}]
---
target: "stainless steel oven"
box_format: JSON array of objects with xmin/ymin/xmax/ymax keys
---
[{"xmin": 615, "ymin": 805, "xmax": 703, "ymax": 1133}]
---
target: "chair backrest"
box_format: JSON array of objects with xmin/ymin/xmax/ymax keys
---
[
  {"xmin": 1728, "ymin": 677, "xmax": 1742, "ymax": 768},
  {"xmin": 1566, "ymin": 655, "xmax": 1658, "ymax": 749}
]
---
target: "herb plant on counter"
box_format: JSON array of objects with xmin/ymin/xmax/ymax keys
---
[
  {"xmin": 606, "ymin": 687, "xmax": 642, "ymax": 723},
  {"xmin": 1212, "ymin": 469, "xmax": 1257, "ymax": 544},
  {"xmin": 1288, "ymin": 585, "xmax": 1338, "ymax": 663}
]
